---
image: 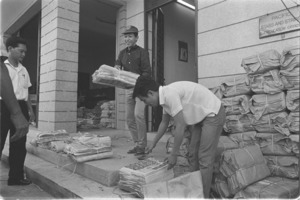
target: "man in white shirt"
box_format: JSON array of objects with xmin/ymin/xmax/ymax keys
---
[
  {"xmin": 1, "ymin": 36, "xmax": 35, "ymax": 186},
  {"xmin": 133, "ymin": 76, "xmax": 226, "ymax": 198}
]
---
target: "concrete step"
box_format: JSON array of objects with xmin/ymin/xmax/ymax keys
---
[{"xmin": 1, "ymin": 128, "xmax": 172, "ymax": 198}]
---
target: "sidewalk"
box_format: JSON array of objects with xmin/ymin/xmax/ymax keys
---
[
  {"xmin": 0, "ymin": 161, "xmax": 53, "ymax": 199},
  {"xmin": 0, "ymin": 127, "xmax": 173, "ymax": 199}
]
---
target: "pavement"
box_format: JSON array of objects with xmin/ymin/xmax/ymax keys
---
[
  {"xmin": 0, "ymin": 127, "xmax": 173, "ymax": 199},
  {"xmin": 0, "ymin": 161, "xmax": 53, "ymax": 199}
]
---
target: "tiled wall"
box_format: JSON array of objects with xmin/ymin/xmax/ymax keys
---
[{"xmin": 38, "ymin": 0, "xmax": 80, "ymax": 132}]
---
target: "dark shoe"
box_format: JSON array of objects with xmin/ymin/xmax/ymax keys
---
[
  {"xmin": 134, "ymin": 147, "xmax": 146, "ymax": 156},
  {"xmin": 8, "ymin": 178, "xmax": 32, "ymax": 186},
  {"xmin": 137, "ymin": 154, "xmax": 148, "ymax": 160},
  {"xmin": 127, "ymin": 146, "xmax": 138, "ymax": 154}
]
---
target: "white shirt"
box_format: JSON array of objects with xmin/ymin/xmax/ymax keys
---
[
  {"xmin": 4, "ymin": 59, "xmax": 31, "ymax": 100},
  {"xmin": 159, "ymin": 81, "xmax": 221, "ymax": 125}
]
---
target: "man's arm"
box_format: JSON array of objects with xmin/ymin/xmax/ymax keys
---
[
  {"xmin": 167, "ymin": 110, "xmax": 187, "ymax": 169},
  {"xmin": 114, "ymin": 49, "xmax": 123, "ymax": 70},
  {"xmin": 140, "ymin": 49, "xmax": 151, "ymax": 77},
  {"xmin": 147, "ymin": 114, "xmax": 171, "ymax": 153},
  {"xmin": 0, "ymin": 62, "xmax": 29, "ymax": 142}
]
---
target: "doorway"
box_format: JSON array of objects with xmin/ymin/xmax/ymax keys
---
[
  {"xmin": 146, "ymin": 0, "xmax": 197, "ymax": 131},
  {"xmin": 77, "ymin": 0, "xmax": 120, "ymax": 130}
]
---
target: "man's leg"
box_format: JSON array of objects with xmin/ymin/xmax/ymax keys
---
[
  {"xmin": 134, "ymin": 98, "xmax": 147, "ymax": 152},
  {"xmin": 188, "ymin": 125, "xmax": 200, "ymax": 172},
  {"xmin": 1, "ymin": 100, "xmax": 10, "ymax": 155},
  {"xmin": 126, "ymin": 90, "xmax": 138, "ymax": 150},
  {"xmin": 198, "ymin": 105, "xmax": 225, "ymax": 198},
  {"xmin": 8, "ymin": 101, "xmax": 29, "ymax": 183}
]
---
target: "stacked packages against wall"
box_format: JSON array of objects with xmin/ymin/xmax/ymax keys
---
[
  {"xmin": 99, "ymin": 101, "xmax": 116, "ymax": 128},
  {"xmin": 234, "ymin": 176, "xmax": 298, "ymax": 198},
  {"xmin": 118, "ymin": 157, "xmax": 174, "ymax": 198},
  {"xmin": 211, "ymin": 47, "xmax": 299, "ymax": 198},
  {"xmin": 77, "ymin": 100, "xmax": 116, "ymax": 129},
  {"xmin": 220, "ymin": 145, "xmax": 271, "ymax": 195},
  {"xmin": 77, "ymin": 102, "xmax": 102, "ymax": 129},
  {"xmin": 280, "ymin": 46, "xmax": 300, "ymax": 91},
  {"xmin": 92, "ymin": 64, "xmax": 139, "ymax": 89}
]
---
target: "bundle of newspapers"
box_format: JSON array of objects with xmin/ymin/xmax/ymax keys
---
[
  {"xmin": 118, "ymin": 157, "xmax": 174, "ymax": 197},
  {"xmin": 64, "ymin": 133, "xmax": 113, "ymax": 162},
  {"xmin": 92, "ymin": 64, "xmax": 139, "ymax": 89},
  {"xmin": 30, "ymin": 130, "xmax": 72, "ymax": 150}
]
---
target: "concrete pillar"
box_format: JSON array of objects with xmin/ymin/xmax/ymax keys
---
[{"xmin": 38, "ymin": 0, "xmax": 79, "ymax": 132}]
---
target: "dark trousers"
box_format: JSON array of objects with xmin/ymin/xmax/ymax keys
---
[{"xmin": 1, "ymin": 100, "xmax": 29, "ymax": 181}]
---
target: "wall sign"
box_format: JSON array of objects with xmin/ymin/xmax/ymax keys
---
[{"xmin": 259, "ymin": 6, "xmax": 300, "ymax": 38}]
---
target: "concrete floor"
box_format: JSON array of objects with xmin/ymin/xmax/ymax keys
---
[
  {"xmin": 0, "ymin": 161, "xmax": 53, "ymax": 199},
  {"xmin": 0, "ymin": 127, "xmax": 174, "ymax": 199}
]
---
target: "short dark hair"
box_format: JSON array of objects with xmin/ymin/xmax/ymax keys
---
[
  {"xmin": 5, "ymin": 36, "xmax": 27, "ymax": 51},
  {"xmin": 133, "ymin": 76, "xmax": 159, "ymax": 99}
]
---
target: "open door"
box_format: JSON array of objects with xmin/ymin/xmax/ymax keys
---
[{"xmin": 152, "ymin": 8, "xmax": 164, "ymax": 131}]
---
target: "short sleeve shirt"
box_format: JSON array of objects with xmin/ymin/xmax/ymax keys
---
[
  {"xmin": 159, "ymin": 81, "xmax": 221, "ymax": 125},
  {"xmin": 4, "ymin": 60, "xmax": 31, "ymax": 100}
]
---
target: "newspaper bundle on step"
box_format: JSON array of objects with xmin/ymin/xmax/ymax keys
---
[
  {"xmin": 30, "ymin": 130, "xmax": 72, "ymax": 150},
  {"xmin": 64, "ymin": 132, "xmax": 113, "ymax": 162},
  {"xmin": 118, "ymin": 157, "xmax": 174, "ymax": 198}
]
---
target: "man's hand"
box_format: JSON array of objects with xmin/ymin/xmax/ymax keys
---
[
  {"xmin": 114, "ymin": 65, "xmax": 121, "ymax": 70},
  {"xmin": 145, "ymin": 143, "xmax": 156, "ymax": 154},
  {"xmin": 167, "ymin": 154, "xmax": 177, "ymax": 170},
  {"xmin": 10, "ymin": 111, "xmax": 29, "ymax": 142},
  {"xmin": 29, "ymin": 111, "xmax": 36, "ymax": 123}
]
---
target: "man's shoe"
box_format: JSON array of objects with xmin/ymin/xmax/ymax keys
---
[
  {"xmin": 7, "ymin": 178, "xmax": 32, "ymax": 186},
  {"xmin": 137, "ymin": 154, "xmax": 148, "ymax": 160},
  {"xmin": 134, "ymin": 147, "xmax": 146, "ymax": 156},
  {"xmin": 127, "ymin": 146, "xmax": 138, "ymax": 154}
]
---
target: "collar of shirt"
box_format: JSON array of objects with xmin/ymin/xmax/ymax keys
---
[
  {"xmin": 4, "ymin": 59, "xmax": 24, "ymax": 72},
  {"xmin": 126, "ymin": 45, "xmax": 138, "ymax": 52}
]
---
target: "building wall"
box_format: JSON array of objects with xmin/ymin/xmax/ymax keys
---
[
  {"xmin": 196, "ymin": 0, "xmax": 300, "ymax": 88},
  {"xmin": 163, "ymin": 2, "xmax": 197, "ymax": 84}
]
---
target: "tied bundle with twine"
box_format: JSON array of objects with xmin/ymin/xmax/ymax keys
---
[
  {"xmin": 219, "ymin": 145, "xmax": 271, "ymax": 196},
  {"xmin": 248, "ymin": 69, "xmax": 284, "ymax": 94},
  {"xmin": 264, "ymin": 155, "xmax": 299, "ymax": 179},
  {"xmin": 249, "ymin": 92, "xmax": 286, "ymax": 120},
  {"xmin": 234, "ymin": 176, "xmax": 299, "ymax": 199},
  {"xmin": 221, "ymin": 75, "xmax": 251, "ymax": 98},
  {"xmin": 222, "ymin": 95, "xmax": 251, "ymax": 115},
  {"xmin": 92, "ymin": 64, "xmax": 140, "ymax": 89},
  {"xmin": 250, "ymin": 111, "xmax": 290, "ymax": 135},
  {"xmin": 224, "ymin": 114, "xmax": 255, "ymax": 134},
  {"xmin": 255, "ymin": 133, "xmax": 298, "ymax": 156},
  {"xmin": 241, "ymin": 49, "xmax": 281, "ymax": 75}
]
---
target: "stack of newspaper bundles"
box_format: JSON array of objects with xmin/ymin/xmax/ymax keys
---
[
  {"xmin": 92, "ymin": 64, "xmax": 139, "ymax": 89},
  {"xmin": 64, "ymin": 133, "xmax": 113, "ymax": 162},
  {"xmin": 118, "ymin": 157, "xmax": 174, "ymax": 197}
]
